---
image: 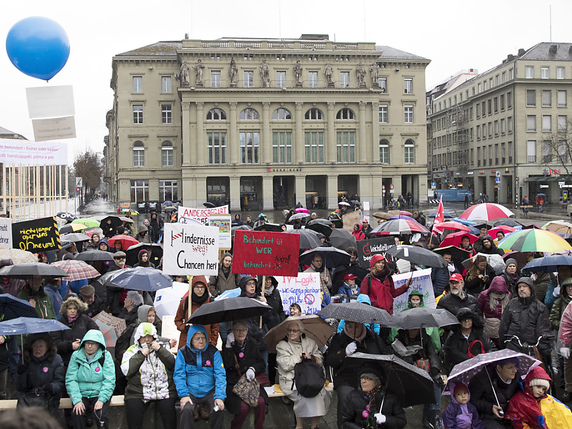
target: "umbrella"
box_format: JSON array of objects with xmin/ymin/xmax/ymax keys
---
[
  {"xmin": 493, "ymin": 219, "xmax": 523, "ymax": 228},
  {"xmin": 452, "ymin": 217, "xmax": 477, "ymax": 226},
  {"xmin": 125, "ymin": 242, "xmax": 163, "ymax": 267},
  {"xmin": 121, "ymin": 209, "xmax": 139, "ymax": 215},
  {"xmin": 371, "ymin": 219, "xmax": 430, "ymax": 235},
  {"xmin": 543, "ymin": 220, "xmax": 572, "ymax": 235},
  {"xmin": 299, "ymin": 247, "xmax": 351, "ymax": 268},
  {"xmin": 497, "ymin": 228, "xmax": 572, "ymax": 253},
  {"xmin": 522, "ymin": 255, "xmax": 572, "ymax": 273},
  {"xmin": 61, "ymin": 232, "xmax": 90, "ymax": 243},
  {"xmin": 350, "ymin": 200, "xmax": 362, "ymax": 207},
  {"xmin": 264, "ymin": 315, "xmax": 335, "ymax": 353},
  {"xmin": 388, "ymin": 210, "xmax": 413, "ymax": 217},
  {"xmin": 385, "ymin": 307, "xmax": 459, "ymax": 330},
  {"xmin": 73, "ymin": 218, "xmax": 100, "ymax": 228},
  {"xmin": 386, "ymin": 245, "xmax": 447, "ymax": 268},
  {"xmin": 119, "ymin": 216, "xmax": 134, "ymax": 224},
  {"xmin": 373, "ymin": 212, "xmax": 392, "ymax": 221},
  {"xmin": 318, "ymin": 302, "xmax": 392, "ymax": 325},
  {"xmin": 446, "ymin": 349, "xmax": 541, "ymax": 393},
  {"xmin": 0, "ymin": 294, "xmax": 38, "ymax": 319},
  {"xmin": 164, "ymin": 207, "xmax": 177, "ymax": 212},
  {"xmin": 56, "ymin": 212, "xmax": 77, "ymax": 222},
  {"xmin": 187, "ymin": 297, "xmax": 272, "ymax": 325},
  {"xmin": 501, "ymin": 251, "xmax": 530, "ymax": 270},
  {"xmin": 286, "ymin": 229, "xmax": 322, "ymax": 250},
  {"xmin": 389, "ymin": 215, "xmax": 415, "ymax": 221},
  {"xmin": 231, "ymin": 224, "xmax": 253, "ymax": 237},
  {"xmin": 0, "ymin": 262, "xmax": 68, "ymax": 279},
  {"xmin": 439, "ymin": 231, "xmax": 478, "ymax": 248},
  {"xmin": 462, "ymin": 253, "xmax": 506, "ymax": 275},
  {"xmin": 338, "ymin": 202, "xmax": 351, "ymax": 207},
  {"xmin": 0, "ymin": 317, "xmax": 70, "ymax": 335},
  {"xmin": 59, "ymin": 223, "xmax": 87, "ymax": 234},
  {"xmin": 99, "ymin": 216, "xmax": 123, "ymax": 232},
  {"xmin": 433, "ymin": 221, "xmax": 472, "ymax": 232},
  {"xmin": 92, "ymin": 311, "xmax": 126, "ymax": 348},
  {"xmin": 427, "ymin": 212, "xmax": 454, "ymax": 219},
  {"xmin": 108, "ymin": 267, "xmax": 172, "ymax": 292},
  {"xmin": 489, "ymin": 226, "xmax": 517, "ymax": 238},
  {"xmin": 107, "ymin": 235, "xmax": 139, "ymax": 251},
  {"xmin": 289, "ymin": 212, "xmax": 310, "ymax": 221},
  {"xmin": 433, "ymin": 246, "xmax": 472, "ymax": 272},
  {"xmin": 203, "ymin": 202, "xmax": 215, "ymax": 208},
  {"xmin": 348, "ymin": 352, "xmax": 435, "ymax": 407},
  {"xmin": 305, "ymin": 219, "xmax": 333, "ymax": 238},
  {"xmin": 459, "ymin": 203, "xmax": 514, "ymax": 222},
  {"xmin": 51, "ymin": 260, "xmax": 101, "ymax": 282},
  {"xmin": 254, "ymin": 223, "xmax": 283, "ymax": 232},
  {"xmin": 0, "ymin": 248, "xmax": 38, "ymax": 265},
  {"xmin": 296, "ymin": 207, "xmax": 310, "ymax": 213},
  {"xmin": 84, "ymin": 227, "xmax": 103, "ymax": 238},
  {"xmin": 153, "ymin": 281, "xmax": 189, "ymax": 319},
  {"xmin": 328, "ymin": 228, "xmax": 356, "ymax": 250},
  {"xmin": 75, "ymin": 250, "xmax": 115, "ymax": 262},
  {"xmin": 163, "ymin": 201, "xmax": 174, "ymax": 207}
]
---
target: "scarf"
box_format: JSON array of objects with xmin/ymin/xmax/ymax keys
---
[
  {"xmin": 344, "ymin": 324, "xmax": 367, "ymax": 342},
  {"xmin": 264, "ymin": 285, "xmax": 275, "ymax": 297},
  {"xmin": 192, "ymin": 291, "xmax": 209, "ymax": 304},
  {"xmin": 67, "ymin": 315, "xmax": 79, "ymax": 324},
  {"xmin": 372, "ymin": 265, "xmax": 390, "ymax": 283},
  {"xmin": 504, "ymin": 269, "xmax": 519, "ymax": 282},
  {"xmin": 362, "ymin": 385, "xmax": 384, "ymax": 429}
]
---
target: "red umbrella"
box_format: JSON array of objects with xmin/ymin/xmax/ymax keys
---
[
  {"xmin": 433, "ymin": 221, "xmax": 471, "ymax": 232},
  {"xmin": 107, "ymin": 235, "xmax": 139, "ymax": 251},
  {"xmin": 51, "ymin": 260, "xmax": 100, "ymax": 282},
  {"xmin": 459, "ymin": 203, "xmax": 514, "ymax": 222},
  {"xmin": 439, "ymin": 231, "xmax": 478, "ymax": 248},
  {"xmin": 489, "ymin": 226, "xmax": 517, "ymax": 238}
]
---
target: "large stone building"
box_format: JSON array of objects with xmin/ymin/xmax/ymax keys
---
[
  {"xmin": 428, "ymin": 43, "xmax": 572, "ymax": 205},
  {"xmin": 105, "ymin": 35, "xmax": 430, "ymax": 211}
]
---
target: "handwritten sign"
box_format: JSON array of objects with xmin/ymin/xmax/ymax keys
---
[
  {"xmin": 232, "ymin": 230, "xmax": 300, "ymax": 276},
  {"xmin": 356, "ymin": 237, "xmax": 396, "ymax": 268},
  {"xmin": 391, "ymin": 268, "xmax": 435, "ymax": 314},
  {"xmin": 178, "ymin": 205, "xmax": 229, "ymax": 225},
  {"xmin": 12, "ymin": 216, "xmax": 60, "ymax": 252},
  {"xmin": 0, "ymin": 218, "xmax": 12, "ymax": 249},
  {"xmin": 276, "ymin": 273, "xmax": 321, "ymax": 315},
  {"xmin": 162, "ymin": 223, "xmax": 219, "ymax": 276},
  {"xmin": 209, "ymin": 214, "xmax": 232, "ymax": 250}
]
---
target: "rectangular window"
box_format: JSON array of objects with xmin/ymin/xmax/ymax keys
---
[
  {"xmin": 476, "ymin": 125, "xmax": 481, "ymax": 140},
  {"xmin": 378, "ymin": 77, "xmax": 387, "ymax": 92},
  {"xmin": 379, "ymin": 105, "xmax": 388, "ymax": 123},
  {"xmin": 494, "ymin": 97, "xmax": 498, "ymax": 112},
  {"xmin": 501, "ymin": 143, "xmax": 506, "ymax": 164},
  {"xmin": 494, "ymin": 121, "xmax": 499, "ymax": 136},
  {"xmin": 272, "ymin": 132, "xmax": 292, "ymax": 163},
  {"xmin": 526, "ymin": 90, "xmax": 536, "ymax": 106},
  {"xmin": 527, "ymin": 140, "xmax": 536, "ymax": 162},
  {"xmin": 559, "ymin": 140, "xmax": 568, "ymax": 163},
  {"xmin": 308, "ymin": 71, "xmax": 318, "ymax": 88},
  {"xmin": 543, "ymin": 140, "xmax": 552, "ymax": 162},
  {"xmin": 500, "ymin": 94, "xmax": 505, "ymax": 110},
  {"xmin": 130, "ymin": 180, "xmax": 149, "ymax": 203},
  {"xmin": 161, "ymin": 76, "xmax": 171, "ymax": 93},
  {"xmin": 542, "ymin": 115, "xmax": 552, "ymax": 132},
  {"xmin": 133, "ymin": 146, "xmax": 144, "ymax": 167},
  {"xmin": 207, "ymin": 132, "xmax": 227, "ymax": 164},
  {"xmin": 508, "ymin": 141, "xmax": 513, "ymax": 163},
  {"xmin": 558, "ymin": 115, "xmax": 567, "ymax": 132},
  {"xmin": 336, "ymin": 131, "xmax": 356, "ymax": 162},
  {"xmin": 276, "ymin": 71, "xmax": 286, "ymax": 88},
  {"xmin": 240, "ymin": 131, "xmax": 259, "ymax": 163},
  {"xmin": 501, "ymin": 118, "xmax": 506, "ymax": 134},
  {"xmin": 476, "ymin": 104, "xmax": 481, "ymax": 118},
  {"xmin": 340, "ymin": 72, "xmax": 350, "ymax": 88},
  {"xmin": 542, "ymin": 90, "xmax": 552, "ymax": 107},
  {"xmin": 527, "ymin": 115, "xmax": 536, "ymax": 132},
  {"xmin": 541, "ymin": 67, "xmax": 549, "ymax": 79},
  {"xmin": 488, "ymin": 122, "xmax": 493, "ymax": 138},
  {"xmin": 507, "ymin": 92, "xmax": 512, "ymax": 109},
  {"xmin": 488, "ymin": 99, "xmax": 492, "ymax": 115},
  {"xmin": 404, "ymin": 143, "xmax": 415, "ymax": 164},
  {"xmin": 133, "ymin": 105, "xmax": 143, "ymax": 124},
  {"xmin": 404, "ymin": 78, "xmax": 413, "ymax": 94},
  {"xmin": 305, "ymin": 132, "xmax": 324, "ymax": 163},
  {"xmin": 159, "ymin": 180, "xmax": 178, "ymax": 202},
  {"xmin": 404, "ymin": 105, "xmax": 414, "ymax": 123},
  {"xmin": 211, "ymin": 71, "xmax": 221, "ymax": 88},
  {"xmin": 161, "ymin": 146, "xmax": 174, "ymax": 167},
  {"xmin": 379, "ymin": 142, "xmax": 390, "ymax": 164},
  {"xmin": 557, "ymin": 67, "xmax": 565, "ymax": 79},
  {"xmin": 243, "ymin": 71, "xmax": 254, "ymax": 88},
  {"xmin": 558, "ymin": 90, "xmax": 567, "ymax": 107},
  {"xmin": 508, "ymin": 117, "xmax": 513, "ymax": 133},
  {"xmin": 133, "ymin": 76, "xmax": 142, "ymax": 93},
  {"xmin": 526, "ymin": 66, "xmax": 534, "ymax": 78},
  {"xmin": 161, "ymin": 104, "xmax": 172, "ymax": 124}
]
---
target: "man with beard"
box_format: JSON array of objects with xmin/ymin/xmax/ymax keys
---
[{"xmin": 437, "ymin": 274, "xmax": 480, "ymax": 319}]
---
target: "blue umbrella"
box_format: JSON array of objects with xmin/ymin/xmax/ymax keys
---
[
  {"xmin": 0, "ymin": 294, "xmax": 38, "ymax": 320},
  {"xmin": 0, "ymin": 317, "xmax": 70, "ymax": 335},
  {"xmin": 522, "ymin": 255, "xmax": 572, "ymax": 273},
  {"xmin": 428, "ymin": 212, "xmax": 454, "ymax": 219},
  {"xmin": 163, "ymin": 201, "xmax": 173, "ymax": 206},
  {"xmin": 453, "ymin": 217, "xmax": 477, "ymax": 226},
  {"xmin": 108, "ymin": 267, "xmax": 173, "ymax": 292}
]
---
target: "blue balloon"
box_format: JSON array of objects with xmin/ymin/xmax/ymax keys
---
[{"xmin": 6, "ymin": 16, "xmax": 70, "ymax": 81}]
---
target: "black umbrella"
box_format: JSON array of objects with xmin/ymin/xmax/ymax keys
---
[
  {"xmin": 56, "ymin": 212, "xmax": 77, "ymax": 222},
  {"xmin": 348, "ymin": 352, "xmax": 435, "ymax": 407},
  {"xmin": 385, "ymin": 307, "xmax": 459, "ymax": 330},
  {"xmin": 75, "ymin": 250, "xmax": 115, "ymax": 262},
  {"xmin": 125, "ymin": 243, "xmax": 163, "ymax": 267},
  {"xmin": 305, "ymin": 219, "xmax": 333, "ymax": 238},
  {"xmin": 433, "ymin": 245, "xmax": 472, "ymax": 273},
  {"xmin": 61, "ymin": 232, "xmax": 90, "ymax": 243},
  {"xmin": 328, "ymin": 229, "xmax": 356, "ymax": 250},
  {"xmin": 254, "ymin": 223, "xmax": 283, "ymax": 232},
  {"xmin": 231, "ymin": 224, "xmax": 253, "ymax": 237},
  {"xmin": 0, "ymin": 294, "xmax": 38, "ymax": 320},
  {"xmin": 99, "ymin": 216, "xmax": 123, "ymax": 232},
  {"xmin": 493, "ymin": 219, "xmax": 523, "ymax": 228},
  {"xmin": 522, "ymin": 254, "xmax": 572, "ymax": 273},
  {"xmin": 286, "ymin": 229, "xmax": 322, "ymax": 250},
  {"xmin": 203, "ymin": 202, "xmax": 215, "ymax": 208},
  {"xmin": 299, "ymin": 247, "xmax": 351, "ymax": 268},
  {"xmin": 187, "ymin": 297, "xmax": 272, "ymax": 325},
  {"xmin": 318, "ymin": 302, "xmax": 392, "ymax": 325},
  {"xmin": 0, "ymin": 263, "xmax": 68, "ymax": 279},
  {"xmin": 386, "ymin": 245, "xmax": 447, "ymax": 269}
]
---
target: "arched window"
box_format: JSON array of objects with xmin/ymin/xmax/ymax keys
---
[
  {"xmin": 272, "ymin": 108, "xmax": 292, "ymax": 120},
  {"xmin": 206, "ymin": 108, "xmax": 226, "ymax": 120},
  {"xmin": 336, "ymin": 108, "xmax": 355, "ymax": 120},
  {"xmin": 404, "ymin": 139, "xmax": 415, "ymax": 164},
  {"xmin": 304, "ymin": 108, "xmax": 323, "ymax": 120},
  {"xmin": 133, "ymin": 141, "xmax": 144, "ymax": 167},
  {"xmin": 161, "ymin": 141, "xmax": 174, "ymax": 167},
  {"xmin": 239, "ymin": 108, "xmax": 259, "ymax": 120},
  {"xmin": 379, "ymin": 139, "xmax": 390, "ymax": 164}
]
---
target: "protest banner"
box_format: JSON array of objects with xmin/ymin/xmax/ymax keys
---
[
  {"xmin": 162, "ymin": 223, "xmax": 219, "ymax": 276},
  {"xmin": 12, "ymin": 216, "xmax": 60, "ymax": 252},
  {"xmin": 209, "ymin": 214, "xmax": 232, "ymax": 250},
  {"xmin": 391, "ymin": 268, "xmax": 435, "ymax": 313},
  {"xmin": 356, "ymin": 237, "xmax": 396, "ymax": 268},
  {"xmin": 232, "ymin": 230, "xmax": 300, "ymax": 276},
  {"xmin": 0, "ymin": 218, "xmax": 12, "ymax": 249},
  {"xmin": 276, "ymin": 273, "xmax": 321, "ymax": 315},
  {"xmin": 0, "ymin": 138, "xmax": 68, "ymax": 165},
  {"xmin": 178, "ymin": 205, "xmax": 229, "ymax": 225}
]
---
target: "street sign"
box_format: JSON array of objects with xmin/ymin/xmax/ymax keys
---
[
  {"xmin": 495, "ymin": 177, "xmax": 501, "ymax": 183},
  {"xmin": 75, "ymin": 177, "xmax": 82, "ymax": 187},
  {"xmin": 496, "ymin": 171, "xmax": 501, "ymax": 178},
  {"xmin": 75, "ymin": 187, "xmax": 81, "ymax": 193},
  {"xmin": 559, "ymin": 181, "xmax": 565, "ymax": 188}
]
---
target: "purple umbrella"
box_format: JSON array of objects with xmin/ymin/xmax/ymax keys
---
[{"xmin": 389, "ymin": 215, "xmax": 415, "ymax": 221}]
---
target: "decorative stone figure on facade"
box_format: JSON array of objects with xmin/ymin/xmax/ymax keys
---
[
  {"xmin": 193, "ymin": 59, "xmax": 205, "ymax": 86},
  {"xmin": 356, "ymin": 63, "xmax": 366, "ymax": 87},
  {"xmin": 324, "ymin": 63, "xmax": 334, "ymax": 87},
  {"xmin": 180, "ymin": 60, "xmax": 190, "ymax": 86},
  {"xmin": 293, "ymin": 60, "xmax": 303, "ymax": 87},
  {"xmin": 370, "ymin": 63, "xmax": 379, "ymax": 87},
  {"xmin": 260, "ymin": 59, "xmax": 269, "ymax": 87},
  {"xmin": 229, "ymin": 58, "xmax": 238, "ymax": 87}
]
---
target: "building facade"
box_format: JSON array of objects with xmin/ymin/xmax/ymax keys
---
[
  {"xmin": 106, "ymin": 35, "xmax": 430, "ymax": 212},
  {"xmin": 428, "ymin": 43, "xmax": 572, "ymax": 205}
]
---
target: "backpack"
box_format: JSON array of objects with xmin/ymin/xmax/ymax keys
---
[{"xmin": 292, "ymin": 357, "xmax": 325, "ymax": 398}]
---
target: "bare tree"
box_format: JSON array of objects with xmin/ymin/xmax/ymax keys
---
[
  {"xmin": 73, "ymin": 150, "xmax": 103, "ymax": 203},
  {"xmin": 544, "ymin": 118, "xmax": 572, "ymax": 176}
]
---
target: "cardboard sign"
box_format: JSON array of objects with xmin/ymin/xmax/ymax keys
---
[
  {"xmin": 32, "ymin": 116, "xmax": 76, "ymax": 141},
  {"xmin": 178, "ymin": 205, "xmax": 229, "ymax": 225},
  {"xmin": 209, "ymin": 214, "xmax": 232, "ymax": 250},
  {"xmin": 356, "ymin": 237, "xmax": 397, "ymax": 268},
  {"xmin": 276, "ymin": 273, "xmax": 321, "ymax": 315},
  {"xmin": 162, "ymin": 223, "xmax": 219, "ymax": 276},
  {"xmin": 12, "ymin": 216, "xmax": 60, "ymax": 252},
  {"xmin": 232, "ymin": 230, "xmax": 300, "ymax": 276},
  {"xmin": 392, "ymin": 268, "xmax": 435, "ymax": 313},
  {"xmin": 342, "ymin": 210, "xmax": 361, "ymax": 233},
  {"xmin": 0, "ymin": 218, "xmax": 12, "ymax": 249}
]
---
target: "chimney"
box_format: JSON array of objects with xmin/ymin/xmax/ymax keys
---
[
  {"xmin": 549, "ymin": 44, "xmax": 558, "ymax": 54},
  {"xmin": 518, "ymin": 48, "xmax": 525, "ymax": 56}
]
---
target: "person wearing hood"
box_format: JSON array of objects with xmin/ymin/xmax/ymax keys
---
[
  {"xmin": 556, "ymin": 279, "xmax": 572, "ymax": 402},
  {"xmin": 18, "ymin": 275, "xmax": 56, "ymax": 320},
  {"xmin": 98, "ymin": 238, "xmax": 110, "ymax": 252},
  {"xmin": 65, "ymin": 329, "xmax": 116, "ymax": 429},
  {"xmin": 85, "ymin": 233, "xmax": 101, "ymax": 250},
  {"xmin": 360, "ymin": 254, "xmax": 411, "ymax": 314},
  {"xmin": 15, "ymin": 333, "xmax": 65, "ymax": 415},
  {"xmin": 500, "ymin": 258, "xmax": 520, "ymax": 296},
  {"xmin": 232, "ymin": 213, "xmax": 244, "ymax": 226},
  {"xmin": 464, "ymin": 254, "xmax": 495, "ymax": 297},
  {"xmin": 253, "ymin": 213, "xmax": 268, "ymax": 229},
  {"xmin": 121, "ymin": 322, "xmax": 177, "ymax": 429},
  {"xmin": 443, "ymin": 307, "xmax": 496, "ymax": 373},
  {"xmin": 134, "ymin": 249, "xmax": 155, "ymax": 268},
  {"xmin": 477, "ymin": 276, "xmax": 512, "ymax": 346},
  {"xmin": 544, "ymin": 264, "xmax": 572, "ymax": 310},
  {"xmin": 135, "ymin": 225, "xmax": 151, "ymax": 243},
  {"xmin": 174, "ymin": 275, "xmax": 219, "ymax": 350},
  {"xmin": 174, "ymin": 325, "xmax": 226, "ymax": 429},
  {"xmin": 499, "ymin": 277, "xmax": 551, "ymax": 362},
  {"xmin": 351, "ymin": 223, "xmax": 366, "ymax": 241},
  {"xmin": 442, "ymin": 383, "xmax": 484, "ymax": 429},
  {"xmin": 474, "ymin": 235, "xmax": 504, "ymax": 256}
]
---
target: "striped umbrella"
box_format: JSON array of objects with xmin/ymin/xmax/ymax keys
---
[
  {"xmin": 371, "ymin": 219, "xmax": 430, "ymax": 235},
  {"xmin": 459, "ymin": 203, "xmax": 514, "ymax": 221},
  {"xmin": 51, "ymin": 260, "xmax": 101, "ymax": 282},
  {"xmin": 497, "ymin": 228, "xmax": 572, "ymax": 253},
  {"xmin": 433, "ymin": 221, "xmax": 472, "ymax": 232}
]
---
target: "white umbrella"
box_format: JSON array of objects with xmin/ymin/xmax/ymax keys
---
[{"xmin": 153, "ymin": 281, "xmax": 188, "ymax": 319}]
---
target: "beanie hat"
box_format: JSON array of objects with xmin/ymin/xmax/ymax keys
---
[
  {"xmin": 138, "ymin": 249, "xmax": 149, "ymax": 259},
  {"xmin": 360, "ymin": 372, "xmax": 380, "ymax": 382},
  {"xmin": 453, "ymin": 383, "xmax": 469, "ymax": 397},
  {"xmin": 529, "ymin": 378, "xmax": 550, "ymax": 390},
  {"xmin": 505, "ymin": 258, "xmax": 518, "ymax": 268}
]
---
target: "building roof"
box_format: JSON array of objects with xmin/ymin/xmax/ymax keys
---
[
  {"xmin": 116, "ymin": 41, "xmax": 181, "ymax": 57},
  {"xmin": 519, "ymin": 42, "xmax": 572, "ymax": 61},
  {"xmin": 0, "ymin": 126, "xmax": 26, "ymax": 140},
  {"xmin": 375, "ymin": 45, "xmax": 429, "ymax": 62}
]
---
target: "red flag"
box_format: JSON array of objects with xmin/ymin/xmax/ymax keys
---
[{"xmin": 433, "ymin": 196, "xmax": 445, "ymax": 234}]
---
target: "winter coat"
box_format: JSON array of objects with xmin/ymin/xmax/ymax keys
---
[
  {"xmin": 118, "ymin": 304, "xmax": 141, "ymax": 327},
  {"xmin": 53, "ymin": 313, "xmax": 99, "ymax": 366},
  {"xmin": 173, "ymin": 325, "xmax": 226, "ymax": 401},
  {"xmin": 442, "ymin": 385, "xmax": 484, "ymax": 429},
  {"xmin": 208, "ymin": 256, "xmax": 241, "ymax": 297},
  {"xmin": 332, "ymin": 262, "xmax": 369, "ymax": 295},
  {"xmin": 550, "ymin": 291, "xmax": 572, "ymax": 331},
  {"xmin": 464, "ymin": 264, "xmax": 495, "ymax": 297},
  {"xmin": 501, "ymin": 271, "xmax": 520, "ymax": 297},
  {"xmin": 359, "ymin": 254, "xmax": 408, "ymax": 314},
  {"xmin": 304, "ymin": 263, "xmax": 333, "ymax": 295},
  {"xmin": 263, "ymin": 281, "xmax": 286, "ymax": 330},
  {"xmin": 120, "ymin": 323, "xmax": 177, "ymax": 401},
  {"xmin": 18, "ymin": 286, "xmax": 56, "ymax": 319},
  {"xmin": 276, "ymin": 336, "xmax": 324, "ymax": 397},
  {"xmin": 557, "ymin": 297, "xmax": 572, "ymax": 348},
  {"xmin": 237, "ymin": 276, "xmax": 272, "ymax": 353},
  {"xmin": 432, "ymin": 266, "xmax": 455, "ymax": 297},
  {"xmin": 340, "ymin": 388, "xmax": 406, "ymax": 429},
  {"xmin": 351, "ymin": 224, "xmax": 366, "ymax": 241},
  {"xmin": 477, "ymin": 277, "xmax": 511, "ymax": 320},
  {"xmin": 174, "ymin": 294, "xmax": 219, "ymax": 350},
  {"xmin": 65, "ymin": 329, "xmax": 116, "ymax": 405},
  {"xmin": 473, "ymin": 236, "xmax": 504, "ymax": 256},
  {"xmin": 0, "ymin": 259, "xmax": 25, "ymax": 297},
  {"xmin": 44, "ymin": 283, "xmax": 64, "ymax": 317},
  {"xmin": 84, "ymin": 294, "xmax": 106, "ymax": 318},
  {"xmin": 437, "ymin": 292, "xmax": 480, "ymax": 320},
  {"xmin": 395, "ymin": 329, "xmax": 442, "ymax": 379},
  {"xmin": 443, "ymin": 327, "xmax": 496, "ymax": 374},
  {"xmin": 469, "ymin": 365, "xmax": 520, "ymax": 423}
]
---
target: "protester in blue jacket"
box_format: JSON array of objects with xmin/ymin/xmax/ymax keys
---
[{"xmin": 174, "ymin": 325, "xmax": 226, "ymax": 429}]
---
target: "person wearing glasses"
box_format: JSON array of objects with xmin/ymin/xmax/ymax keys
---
[{"xmin": 106, "ymin": 251, "xmax": 132, "ymax": 316}]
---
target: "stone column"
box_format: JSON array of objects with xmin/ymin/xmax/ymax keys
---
[
  {"xmin": 262, "ymin": 102, "xmax": 271, "ymax": 164},
  {"xmin": 327, "ymin": 174, "xmax": 338, "ymax": 209},
  {"xmin": 371, "ymin": 101, "xmax": 380, "ymax": 162},
  {"xmin": 229, "ymin": 102, "xmax": 238, "ymax": 164},
  {"xmin": 358, "ymin": 101, "xmax": 366, "ymax": 163},
  {"xmin": 295, "ymin": 175, "xmax": 306, "ymax": 205},
  {"xmin": 295, "ymin": 102, "xmax": 304, "ymax": 164},
  {"xmin": 262, "ymin": 175, "xmax": 274, "ymax": 211},
  {"xmin": 196, "ymin": 102, "xmax": 204, "ymax": 165},
  {"xmin": 418, "ymin": 174, "xmax": 428, "ymax": 205},
  {"xmin": 327, "ymin": 102, "xmax": 336, "ymax": 163},
  {"xmin": 392, "ymin": 176, "xmax": 402, "ymax": 198},
  {"xmin": 182, "ymin": 101, "xmax": 191, "ymax": 165},
  {"xmin": 230, "ymin": 176, "xmax": 241, "ymax": 212}
]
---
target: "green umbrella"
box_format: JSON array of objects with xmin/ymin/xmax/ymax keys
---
[
  {"xmin": 72, "ymin": 218, "xmax": 99, "ymax": 228},
  {"xmin": 497, "ymin": 228, "xmax": 572, "ymax": 253}
]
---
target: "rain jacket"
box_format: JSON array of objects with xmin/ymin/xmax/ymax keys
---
[
  {"xmin": 340, "ymin": 388, "xmax": 406, "ymax": 429},
  {"xmin": 473, "ymin": 235, "xmax": 504, "ymax": 256},
  {"xmin": 360, "ymin": 254, "xmax": 408, "ymax": 314},
  {"xmin": 18, "ymin": 285, "xmax": 56, "ymax": 320},
  {"xmin": 65, "ymin": 329, "xmax": 116, "ymax": 405},
  {"xmin": 477, "ymin": 277, "xmax": 511, "ymax": 320},
  {"xmin": 351, "ymin": 224, "xmax": 366, "ymax": 241},
  {"xmin": 54, "ymin": 310, "xmax": 99, "ymax": 366},
  {"xmin": 469, "ymin": 365, "xmax": 520, "ymax": 424},
  {"xmin": 207, "ymin": 252, "xmax": 241, "ymax": 297},
  {"xmin": 442, "ymin": 384, "xmax": 484, "ymax": 429},
  {"xmin": 173, "ymin": 325, "xmax": 226, "ymax": 401},
  {"xmin": 558, "ymin": 296, "xmax": 572, "ymax": 348},
  {"xmin": 120, "ymin": 323, "xmax": 177, "ymax": 401},
  {"xmin": 550, "ymin": 289, "xmax": 572, "ymax": 331}
]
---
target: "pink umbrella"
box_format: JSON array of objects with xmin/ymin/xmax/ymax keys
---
[
  {"xmin": 489, "ymin": 226, "xmax": 517, "ymax": 237},
  {"xmin": 433, "ymin": 221, "xmax": 471, "ymax": 232},
  {"xmin": 295, "ymin": 208, "xmax": 310, "ymax": 214},
  {"xmin": 459, "ymin": 203, "xmax": 514, "ymax": 222}
]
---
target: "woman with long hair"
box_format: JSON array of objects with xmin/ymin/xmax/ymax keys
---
[
  {"xmin": 464, "ymin": 255, "xmax": 495, "ymax": 297},
  {"xmin": 477, "ymin": 276, "xmax": 511, "ymax": 346}
]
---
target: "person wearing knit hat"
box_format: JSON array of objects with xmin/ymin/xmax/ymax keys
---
[
  {"xmin": 500, "ymin": 257, "xmax": 520, "ymax": 296},
  {"xmin": 442, "ymin": 383, "xmax": 484, "ymax": 429},
  {"xmin": 134, "ymin": 249, "xmax": 155, "ymax": 268}
]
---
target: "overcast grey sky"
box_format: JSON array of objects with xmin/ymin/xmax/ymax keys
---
[{"xmin": 2, "ymin": 0, "xmax": 571, "ymax": 164}]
